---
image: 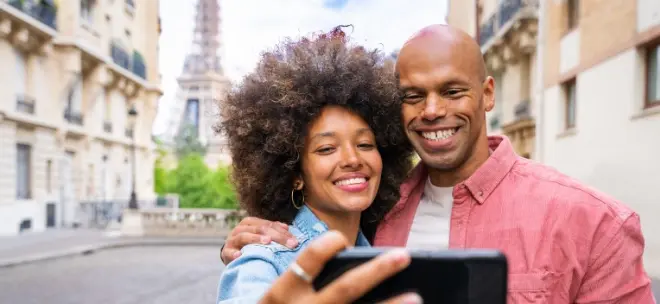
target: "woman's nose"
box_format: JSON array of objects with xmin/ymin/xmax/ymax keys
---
[{"xmin": 339, "ymin": 147, "xmax": 362, "ymax": 169}]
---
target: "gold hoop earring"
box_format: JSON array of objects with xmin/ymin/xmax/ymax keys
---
[{"xmin": 291, "ymin": 189, "xmax": 304, "ymax": 209}]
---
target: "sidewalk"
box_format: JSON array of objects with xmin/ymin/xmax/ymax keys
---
[{"xmin": 0, "ymin": 228, "xmax": 224, "ymax": 268}]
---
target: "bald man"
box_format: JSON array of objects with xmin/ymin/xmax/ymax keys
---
[{"xmin": 221, "ymin": 25, "xmax": 656, "ymax": 303}]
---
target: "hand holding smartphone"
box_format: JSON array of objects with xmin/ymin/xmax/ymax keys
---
[{"xmin": 313, "ymin": 248, "xmax": 508, "ymax": 304}]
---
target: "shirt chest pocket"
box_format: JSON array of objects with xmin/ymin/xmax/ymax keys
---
[{"xmin": 507, "ymin": 273, "xmax": 550, "ymax": 304}]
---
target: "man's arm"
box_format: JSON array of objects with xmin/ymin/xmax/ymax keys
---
[
  {"xmin": 575, "ymin": 213, "xmax": 656, "ymax": 303},
  {"xmin": 221, "ymin": 217, "xmax": 299, "ymax": 264}
]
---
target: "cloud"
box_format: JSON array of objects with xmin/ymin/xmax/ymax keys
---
[{"xmin": 154, "ymin": 0, "xmax": 447, "ymax": 134}]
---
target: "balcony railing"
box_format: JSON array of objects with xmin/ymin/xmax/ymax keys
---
[
  {"xmin": 16, "ymin": 95, "xmax": 35, "ymax": 114},
  {"xmin": 125, "ymin": 128, "xmax": 134, "ymax": 138},
  {"xmin": 514, "ymin": 100, "xmax": 531, "ymax": 120},
  {"xmin": 110, "ymin": 42, "xmax": 131, "ymax": 70},
  {"xmin": 132, "ymin": 51, "xmax": 146, "ymax": 79},
  {"xmin": 64, "ymin": 110, "xmax": 84, "ymax": 125},
  {"xmin": 103, "ymin": 121, "xmax": 113, "ymax": 133},
  {"xmin": 7, "ymin": 0, "xmax": 57, "ymax": 29},
  {"xmin": 478, "ymin": 0, "xmax": 538, "ymax": 47}
]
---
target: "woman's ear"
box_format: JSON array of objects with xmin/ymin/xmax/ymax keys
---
[{"xmin": 293, "ymin": 178, "xmax": 304, "ymax": 190}]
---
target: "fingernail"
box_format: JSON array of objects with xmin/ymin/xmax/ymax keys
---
[
  {"xmin": 260, "ymin": 236, "xmax": 271, "ymax": 244},
  {"xmin": 389, "ymin": 249, "xmax": 411, "ymax": 266},
  {"xmin": 286, "ymin": 238, "xmax": 298, "ymax": 248},
  {"xmin": 232, "ymin": 251, "xmax": 241, "ymax": 259},
  {"xmin": 402, "ymin": 293, "xmax": 423, "ymax": 304}
]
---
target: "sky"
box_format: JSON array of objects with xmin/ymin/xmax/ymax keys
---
[{"xmin": 154, "ymin": 0, "xmax": 448, "ymax": 134}]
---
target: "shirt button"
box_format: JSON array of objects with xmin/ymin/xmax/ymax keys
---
[{"xmin": 478, "ymin": 191, "xmax": 483, "ymax": 197}]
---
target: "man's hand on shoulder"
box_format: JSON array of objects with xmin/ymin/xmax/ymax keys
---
[{"xmin": 221, "ymin": 217, "xmax": 299, "ymax": 264}]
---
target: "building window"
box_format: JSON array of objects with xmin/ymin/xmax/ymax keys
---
[
  {"xmin": 46, "ymin": 159, "xmax": 52, "ymax": 193},
  {"xmin": 80, "ymin": 0, "xmax": 94, "ymax": 24},
  {"xmin": 566, "ymin": 0, "xmax": 579, "ymax": 31},
  {"xmin": 646, "ymin": 43, "xmax": 660, "ymax": 108},
  {"xmin": 14, "ymin": 48, "xmax": 27, "ymax": 95},
  {"xmin": 16, "ymin": 144, "xmax": 32, "ymax": 199},
  {"xmin": 563, "ymin": 78, "xmax": 577, "ymax": 129}
]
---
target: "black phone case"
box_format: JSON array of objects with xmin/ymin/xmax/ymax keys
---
[{"xmin": 313, "ymin": 248, "xmax": 508, "ymax": 304}]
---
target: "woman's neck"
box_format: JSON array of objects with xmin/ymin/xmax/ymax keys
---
[{"xmin": 306, "ymin": 205, "xmax": 361, "ymax": 245}]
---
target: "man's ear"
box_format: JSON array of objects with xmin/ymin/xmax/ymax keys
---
[{"xmin": 483, "ymin": 76, "xmax": 495, "ymax": 112}]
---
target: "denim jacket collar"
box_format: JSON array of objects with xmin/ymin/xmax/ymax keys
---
[{"xmin": 293, "ymin": 205, "xmax": 370, "ymax": 246}]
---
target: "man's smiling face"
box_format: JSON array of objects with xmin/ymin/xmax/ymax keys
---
[{"xmin": 395, "ymin": 26, "xmax": 494, "ymax": 173}]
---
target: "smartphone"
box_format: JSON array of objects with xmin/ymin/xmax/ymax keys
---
[{"xmin": 312, "ymin": 248, "xmax": 508, "ymax": 304}]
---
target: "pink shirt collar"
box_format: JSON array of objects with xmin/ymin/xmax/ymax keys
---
[{"xmin": 386, "ymin": 135, "xmax": 517, "ymax": 219}]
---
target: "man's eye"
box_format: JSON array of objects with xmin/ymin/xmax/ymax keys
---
[{"xmin": 358, "ymin": 143, "xmax": 375, "ymax": 149}]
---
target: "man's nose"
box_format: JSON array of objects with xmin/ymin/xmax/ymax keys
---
[{"xmin": 421, "ymin": 94, "xmax": 447, "ymax": 121}]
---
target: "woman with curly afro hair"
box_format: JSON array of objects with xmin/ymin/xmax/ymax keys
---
[{"xmin": 216, "ymin": 26, "xmax": 414, "ymax": 302}]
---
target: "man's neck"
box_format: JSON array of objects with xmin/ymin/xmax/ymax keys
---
[
  {"xmin": 428, "ymin": 136, "xmax": 491, "ymax": 187},
  {"xmin": 307, "ymin": 205, "xmax": 361, "ymax": 245}
]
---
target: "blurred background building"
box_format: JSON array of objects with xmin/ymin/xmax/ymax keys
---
[
  {"xmin": 0, "ymin": 0, "xmax": 162, "ymax": 236},
  {"xmin": 447, "ymin": 0, "xmax": 660, "ymax": 278}
]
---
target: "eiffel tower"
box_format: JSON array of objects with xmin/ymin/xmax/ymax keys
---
[{"xmin": 163, "ymin": 0, "xmax": 232, "ymax": 168}]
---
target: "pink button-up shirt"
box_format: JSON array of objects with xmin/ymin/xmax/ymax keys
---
[{"xmin": 374, "ymin": 136, "xmax": 656, "ymax": 303}]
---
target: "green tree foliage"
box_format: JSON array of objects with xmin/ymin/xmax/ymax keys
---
[{"xmin": 153, "ymin": 152, "xmax": 238, "ymax": 209}]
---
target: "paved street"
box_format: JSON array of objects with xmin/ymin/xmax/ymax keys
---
[
  {"xmin": 0, "ymin": 246, "xmax": 224, "ymax": 304},
  {"xmin": 0, "ymin": 234, "xmax": 657, "ymax": 303}
]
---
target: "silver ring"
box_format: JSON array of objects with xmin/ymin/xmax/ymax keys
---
[{"xmin": 289, "ymin": 262, "xmax": 313, "ymax": 283}]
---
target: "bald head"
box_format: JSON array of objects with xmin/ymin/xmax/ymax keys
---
[{"xmin": 396, "ymin": 24, "xmax": 486, "ymax": 81}]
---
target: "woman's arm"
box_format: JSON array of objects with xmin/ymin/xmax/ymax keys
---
[{"xmin": 217, "ymin": 245, "xmax": 281, "ymax": 303}]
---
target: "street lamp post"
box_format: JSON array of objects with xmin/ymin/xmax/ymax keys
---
[{"xmin": 127, "ymin": 105, "xmax": 138, "ymax": 210}]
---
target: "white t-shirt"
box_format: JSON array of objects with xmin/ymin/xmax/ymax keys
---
[{"xmin": 405, "ymin": 177, "xmax": 453, "ymax": 249}]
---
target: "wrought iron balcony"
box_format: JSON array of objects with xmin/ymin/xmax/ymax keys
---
[
  {"xmin": 103, "ymin": 121, "xmax": 113, "ymax": 133},
  {"xmin": 132, "ymin": 51, "xmax": 146, "ymax": 79},
  {"xmin": 514, "ymin": 100, "xmax": 531, "ymax": 120},
  {"xmin": 16, "ymin": 95, "xmax": 35, "ymax": 114},
  {"xmin": 7, "ymin": 0, "xmax": 58, "ymax": 29},
  {"xmin": 478, "ymin": 0, "xmax": 538, "ymax": 47},
  {"xmin": 63, "ymin": 109, "xmax": 84, "ymax": 125},
  {"xmin": 110, "ymin": 42, "xmax": 131, "ymax": 70},
  {"xmin": 125, "ymin": 128, "xmax": 134, "ymax": 138}
]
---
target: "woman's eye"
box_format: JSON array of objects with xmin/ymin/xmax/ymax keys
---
[
  {"xmin": 316, "ymin": 147, "xmax": 335, "ymax": 154},
  {"xmin": 358, "ymin": 143, "xmax": 375, "ymax": 149}
]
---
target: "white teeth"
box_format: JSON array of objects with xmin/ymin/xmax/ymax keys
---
[
  {"xmin": 421, "ymin": 129, "xmax": 457, "ymax": 141},
  {"xmin": 334, "ymin": 178, "xmax": 367, "ymax": 186}
]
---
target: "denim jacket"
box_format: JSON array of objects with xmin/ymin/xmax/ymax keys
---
[{"xmin": 216, "ymin": 206, "xmax": 371, "ymax": 303}]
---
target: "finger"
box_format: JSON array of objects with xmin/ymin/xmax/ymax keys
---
[
  {"xmin": 266, "ymin": 231, "xmax": 349, "ymax": 299},
  {"xmin": 231, "ymin": 217, "xmax": 273, "ymax": 235},
  {"xmin": 221, "ymin": 248, "xmax": 242, "ymax": 264},
  {"xmin": 233, "ymin": 231, "xmax": 273, "ymax": 248},
  {"xmin": 229, "ymin": 225, "xmax": 262, "ymax": 238},
  {"xmin": 378, "ymin": 293, "xmax": 423, "ymax": 304},
  {"xmin": 260, "ymin": 224, "xmax": 297, "ymax": 248},
  {"xmin": 317, "ymin": 248, "xmax": 411, "ymax": 303}
]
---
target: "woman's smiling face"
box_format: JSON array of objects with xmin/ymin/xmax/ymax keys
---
[{"xmin": 298, "ymin": 105, "xmax": 383, "ymax": 215}]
